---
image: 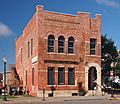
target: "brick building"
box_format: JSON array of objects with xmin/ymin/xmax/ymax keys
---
[{"xmin": 16, "ymin": 5, "xmax": 102, "ymax": 97}]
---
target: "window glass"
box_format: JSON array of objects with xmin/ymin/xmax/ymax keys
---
[
  {"xmin": 32, "ymin": 68, "xmax": 34, "ymax": 85},
  {"xmin": 58, "ymin": 36, "xmax": 65, "ymax": 53},
  {"xmin": 58, "ymin": 67, "xmax": 65, "ymax": 85},
  {"xmin": 28, "ymin": 41, "xmax": 30, "ymax": 57},
  {"xmin": 48, "ymin": 67, "xmax": 54, "ymax": 85},
  {"xmin": 26, "ymin": 70, "xmax": 27, "ymax": 85},
  {"xmin": 68, "ymin": 68, "xmax": 75, "ymax": 85},
  {"xmin": 68, "ymin": 37, "xmax": 74, "ymax": 53},
  {"xmin": 48, "ymin": 35, "xmax": 55, "ymax": 52},
  {"xmin": 90, "ymin": 39, "xmax": 96, "ymax": 55},
  {"xmin": 31, "ymin": 39, "xmax": 33, "ymax": 55}
]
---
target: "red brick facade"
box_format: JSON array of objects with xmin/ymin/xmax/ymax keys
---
[{"xmin": 16, "ymin": 5, "xmax": 101, "ymax": 96}]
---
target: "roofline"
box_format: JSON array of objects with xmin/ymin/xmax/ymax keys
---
[
  {"xmin": 16, "ymin": 5, "xmax": 102, "ymax": 41},
  {"xmin": 16, "ymin": 13, "xmax": 37, "ymax": 42},
  {"xmin": 45, "ymin": 10, "xmax": 77, "ymax": 17}
]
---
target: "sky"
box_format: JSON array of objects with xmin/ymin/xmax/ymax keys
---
[{"xmin": 0, "ymin": 0, "xmax": 120, "ymax": 72}]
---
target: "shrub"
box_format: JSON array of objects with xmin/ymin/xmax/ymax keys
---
[{"xmin": 78, "ymin": 89, "xmax": 86, "ymax": 96}]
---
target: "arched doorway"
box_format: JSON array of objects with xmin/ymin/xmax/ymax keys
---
[{"xmin": 88, "ymin": 67, "xmax": 97, "ymax": 90}]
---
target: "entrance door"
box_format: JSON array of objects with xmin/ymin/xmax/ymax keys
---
[{"xmin": 88, "ymin": 67, "xmax": 97, "ymax": 90}]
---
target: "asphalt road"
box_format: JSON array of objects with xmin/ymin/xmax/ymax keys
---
[{"xmin": 64, "ymin": 99, "xmax": 120, "ymax": 104}]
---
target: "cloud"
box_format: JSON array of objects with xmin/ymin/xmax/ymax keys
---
[
  {"xmin": 96, "ymin": 0, "xmax": 119, "ymax": 8},
  {"xmin": 0, "ymin": 22, "xmax": 13, "ymax": 37}
]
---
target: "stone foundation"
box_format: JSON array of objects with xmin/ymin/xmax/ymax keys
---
[{"xmin": 37, "ymin": 90, "xmax": 78, "ymax": 97}]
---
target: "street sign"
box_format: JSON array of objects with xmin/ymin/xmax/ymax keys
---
[
  {"xmin": 110, "ymin": 71, "xmax": 114, "ymax": 76},
  {"xmin": 32, "ymin": 56, "xmax": 38, "ymax": 64}
]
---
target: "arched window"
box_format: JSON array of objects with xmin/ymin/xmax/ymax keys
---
[
  {"xmin": 48, "ymin": 35, "xmax": 55, "ymax": 52},
  {"xmin": 68, "ymin": 37, "xmax": 74, "ymax": 53},
  {"xmin": 58, "ymin": 36, "xmax": 65, "ymax": 53}
]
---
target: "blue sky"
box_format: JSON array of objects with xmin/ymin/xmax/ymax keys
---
[{"xmin": 0, "ymin": 0, "xmax": 120, "ymax": 72}]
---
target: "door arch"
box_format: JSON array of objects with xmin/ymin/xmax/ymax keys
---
[{"xmin": 85, "ymin": 63, "xmax": 101, "ymax": 92}]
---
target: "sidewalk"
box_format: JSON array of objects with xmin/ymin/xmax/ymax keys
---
[
  {"xmin": 0, "ymin": 95, "xmax": 108, "ymax": 103},
  {"xmin": 0, "ymin": 95, "xmax": 120, "ymax": 104}
]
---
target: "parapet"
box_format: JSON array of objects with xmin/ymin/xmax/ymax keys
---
[
  {"xmin": 77, "ymin": 11, "xmax": 101, "ymax": 19},
  {"xmin": 36, "ymin": 5, "xmax": 44, "ymax": 12}
]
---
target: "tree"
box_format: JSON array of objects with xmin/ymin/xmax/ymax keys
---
[
  {"xmin": 102, "ymin": 35, "xmax": 118, "ymax": 58},
  {"xmin": 101, "ymin": 34, "xmax": 118, "ymax": 86}
]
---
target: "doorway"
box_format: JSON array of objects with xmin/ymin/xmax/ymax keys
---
[{"xmin": 88, "ymin": 67, "xmax": 97, "ymax": 90}]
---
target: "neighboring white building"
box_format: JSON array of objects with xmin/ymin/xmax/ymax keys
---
[{"xmin": 2, "ymin": 71, "xmax": 11, "ymax": 86}]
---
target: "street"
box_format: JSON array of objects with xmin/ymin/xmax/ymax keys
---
[{"xmin": 0, "ymin": 95, "xmax": 120, "ymax": 104}]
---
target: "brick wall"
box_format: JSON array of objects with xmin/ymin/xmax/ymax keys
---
[{"xmin": 16, "ymin": 5, "xmax": 101, "ymax": 96}]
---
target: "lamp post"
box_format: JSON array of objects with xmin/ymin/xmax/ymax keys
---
[
  {"xmin": 42, "ymin": 88, "xmax": 45, "ymax": 101},
  {"xmin": 105, "ymin": 53, "xmax": 117, "ymax": 98},
  {"xmin": 3, "ymin": 57, "xmax": 7, "ymax": 101},
  {"xmin": 110, "ymin": 62, "xmax": 115, "ymax": 98}
]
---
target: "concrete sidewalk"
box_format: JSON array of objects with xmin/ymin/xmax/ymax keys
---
[
  {"xmin": 0, "ymin": 95, "xmax": 120, "ymax": 104},
  {"xmin": 0, "ymin": 95, "xmax": 108, "ymax": 103}
]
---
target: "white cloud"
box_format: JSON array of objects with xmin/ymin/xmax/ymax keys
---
[
  {"xmin": 0, "ymin": 22, "xmax": 13, "ymax": 36},
  {"xmin": 96, "ymin": 0, "xmax": 119, "ymax": 8}
]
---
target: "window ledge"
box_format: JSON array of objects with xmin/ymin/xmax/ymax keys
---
[
  {"xmin": 57, "ymin": 53, "xmax": 66, "ymax": 54},
  {"xmin": 68, "ymin": 53, "xmax": 75, "ymax": 55},
  {"xmin": 67, "ymin": 85, "xmax": 75, "ymax": 87},
  {"xmin": 47, "ymin": 85, "xmax": 56, "ymax": 87},
  {"xmin": 47, "ymin": 53, "xmax": 76, "ymax": 55},
  {"xmin": 90, "ymin": 55, "xmax": 96, "ymax": 56},
  {"xmin": 86, "ymin": 55, "xmax": 101, "ymax": 57},
  {"xmin": 47, "ymin": 52, "xmax": 56, "ymax": 54},
  {"xmin": 57, "ymin": 85, "xmax": 66, "ymax": 86}
]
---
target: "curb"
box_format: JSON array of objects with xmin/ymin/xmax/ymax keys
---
[{"xmin": 108, "ymin": 98, "xmax": 120, "ymax": 100}]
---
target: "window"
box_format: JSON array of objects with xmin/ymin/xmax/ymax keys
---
[
  {"xmin": 48, "ymin": 67, "xmax": 54, "ymax": 85},
  {"xmin": 48, "ymin": 35, "xmax": 55, "ymax": 52},
  {"xmin": 58, "ymin": 36, "xmax": 65, "ymax": 53},
  {"xmin": 21, "ymin": 48, "xmax": 22, "ymax": 63},
  {"xmin": 58, "ymin": 67, "xmax": 65, "ymax": 85},
  {"xmin": 32, "ymin": 68, "xmax": 34, "ymax": 85},
  {"xmin": 68, "ymin": 37, "xmax": 74, "ymax": 53},
  {"xmin": 31, "ymin": 39, "xmax": 33, "ymax": 56},
  {"xmin": 68, "ymin": 68, "xmax": 75, "ymax": 85},
  {"xmin": 28, "ymin": 41, "xmax": 30, "ymax": 57},
  {"xmin": 90, "ymin": 39, "xmax": 97, "ymax": 55},
  {"xmin": 25, "ymin": 70, "xmax": 27, "ymax": 85}
]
